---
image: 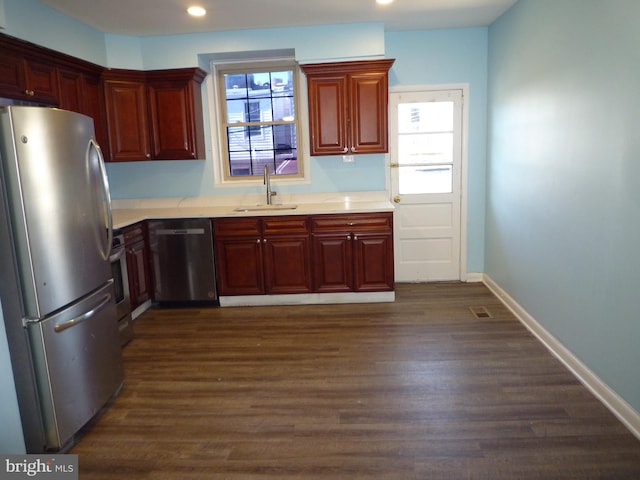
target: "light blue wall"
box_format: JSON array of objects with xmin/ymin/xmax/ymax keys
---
[
  {"xmin": 386, "ymin": 28, "xmax": 488, "ymax": 273},
  {"xmin": 137, "ymin": 23, "xmax": 386, "ymax": 70},
  {"xmin": 487, "ymin": 0, "xmax": 640, "ymax": 412},
  {"xmin": 2, "ymin": 0, "xmax": 107, "ymax": 65}
]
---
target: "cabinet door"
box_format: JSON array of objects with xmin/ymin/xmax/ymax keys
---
[
  {"xmin": 148, "ymin": 80, "xmax": 198, "ymax": 159},
  {"xmin": 302, "ymin": 59, "xmax": 393, "ymax": 157},
  {"xmin": 126, "ymin": 240, "xmax": 151, "ymax": 309},
  {"xmin": 0, "ymin": 54, "xmax": 59, "ymax": 104},
  {"xmin": 263, "ymin": 234, "xmax": 312, "ymax": 294},
  {"xmin": 312, "ymin": 234, "xmax": 353, "ymax": 293},
  {"xmin": 306, "ymin": 75, "xmax": 349, "ymax": 156},
  {"xmin": 353, "ymin": 233, "xmax": 394, "ymax": 292},
  {"xmin": 0, "ymin": 51, "xmax": 26, "ymax": 99},
  {"xmin": 349, "ymin": 72, "xmax": 389, "ymax": 154},
  {"xmin": 24, "ymin": 59, "xmax": 59, "ymax": 105},
  {"xmin": 214, "ymin": 236, "xmax": 264, "ymax": 296},
  {"xmin": 58, "ymin": 68, "xmax": 83, "ymax": 112},
  {"xmin": 104, "ymin": 79, "xmax": 151, "ymax": 162},
  {"xmin": 81, "ymin": 74, "xmax": 110, "ymax": 161}
]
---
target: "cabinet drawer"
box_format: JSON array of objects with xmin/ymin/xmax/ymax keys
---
[
  {"xmin": 311, "ymin": 213, "xmax": 392, "ymax": 233},
  {"xmin": 262, "ymin": 216, "xmax": 309, "ymax": 235},
  {"xmin": 123, "ymin": 223, "xmax": 145, "ymax": 243},
  {"xmin": 214, "ymin": 217, "xmax": 261, "ymax": 237}
]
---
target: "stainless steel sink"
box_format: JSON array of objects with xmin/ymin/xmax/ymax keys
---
[{"xmin": 233, "ymin": 204, "xmax": 298, "ymax": 212}]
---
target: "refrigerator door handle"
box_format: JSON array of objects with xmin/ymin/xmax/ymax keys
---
[
  {"xmin": 90, "ymin": 138, "xmax": 113, "ymax": 260},
  {"xmin": 53, "ymin": 293, "xmax": 112, "ymax": 333}
]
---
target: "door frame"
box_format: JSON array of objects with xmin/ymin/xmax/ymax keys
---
[{"xmin": 386, "ymin": 83, "xmax": 470, "ymax": 281}]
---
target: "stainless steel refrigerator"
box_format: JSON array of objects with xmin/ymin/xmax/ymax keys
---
[{"xmin": 0, "ymin": 106, "xmax": 124, "ymax": 452}]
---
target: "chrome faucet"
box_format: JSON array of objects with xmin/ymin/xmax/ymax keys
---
[{"xmin": 264, "ymin": 165, "xmax": 277, "ymax": 205}]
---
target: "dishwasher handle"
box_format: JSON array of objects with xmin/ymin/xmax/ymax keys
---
[{"xmin": 153, "ymin": 228, "xmax": 206, "ymax": 235}]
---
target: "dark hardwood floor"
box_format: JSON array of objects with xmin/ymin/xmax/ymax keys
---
[{"xmin": 72, "ymin": 283, "xmax": 640, "ymax": 479}]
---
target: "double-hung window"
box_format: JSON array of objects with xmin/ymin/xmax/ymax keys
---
[{"xmin": 214, "ymin": 59, "xmax": 303, "ymax": 182}]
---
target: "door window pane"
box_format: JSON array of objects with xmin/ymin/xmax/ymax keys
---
[
  {"xmin": 398, "ymin": 102, "xmax": 453, "ymax": 133},
  {"xmin": 397, "ymin": 101, "xmax": 454, "ymax": 194},
  {"xmin": 399, "ymin": 133, "xmax": 453, "ymax": 165}
]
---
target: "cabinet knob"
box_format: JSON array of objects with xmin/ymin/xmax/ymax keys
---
[
  {"xmin": 146, "ymin": 153, "xmax": 151, "ymax": 158},
  {"xmin": 354, "ymin": 235, "xmax": 358, "ymax": 240},
  {"xmin": 351, "ymin": 146, "xmax": 356, "ymax": 152},
  {"xmin": 342, "ymin": 147, "xmax": 349, "ymax": 153},
  {"xmin": 25, "ymin": 90, "xmax": 35, "ymax": 96},
  {"xmin": 263, "ymin": 238, "xmax": 267, "ymax": 243},
  {"xmin": 256, "ymin": 239, "xmax": 261, "ymax": 244},
  {"xmin": 347, "ymin": 235, "xmax": 351, "ymax": 240}
]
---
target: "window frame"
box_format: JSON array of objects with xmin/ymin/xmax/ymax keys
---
[{"xmin": 211, "ymin": 58, "xmax": 309, "ymax": 186}]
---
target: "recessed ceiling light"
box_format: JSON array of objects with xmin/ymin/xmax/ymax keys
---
[
  {"xmin": 187, "ymin": 6, "xmax": 207, "ymax": 17},
  {"xmin": 376, "ymin": 0, "xmax": 393, "ymax": 4}
]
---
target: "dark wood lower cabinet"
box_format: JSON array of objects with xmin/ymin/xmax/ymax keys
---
[
  {"xmin": 214, "ymin": 235, "xmax": 264, "ymax": 296},
  {"xmin": 123, "ymin": 223, "xmax": 152, "ymax": 309},
  {"xmin": 214, "ymin": 216, "xmax": 312, "ymax": 296},
  {"xmin": 214, "ymin": 212, "xmax": 393, "ymax": 297},
  {"xmin": 263, "ymin": 234, "xmax": 312, "ymax": 294},
  {"xmin": 311, "ymin": 234, "xmax": 353, "ymax": 293},
  {"xmin": 352, "ymin": 233, "xmax": 394, "ymax": 291},
  {"xmin": 312, "ymin": 214, "xmax": 394, "ymax": 293}
]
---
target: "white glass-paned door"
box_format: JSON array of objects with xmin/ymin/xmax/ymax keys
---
[{"xmin": 390, "ymin": 89, "xmax": 463, "ymax": 282}]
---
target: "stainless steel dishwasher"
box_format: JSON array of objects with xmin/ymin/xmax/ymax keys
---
[{"xmin": 147, "ymin": 219, "xmax": 218, "ymax": 304}]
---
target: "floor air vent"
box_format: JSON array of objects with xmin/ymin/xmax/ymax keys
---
[{"xmin": 469, "ymin": 306, "xmax": 492, "ymax": 319}]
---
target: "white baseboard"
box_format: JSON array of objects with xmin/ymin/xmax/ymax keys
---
[
  {"xmin": 220, "ymin": 291, "xmax": 395, "ymax": 307},
  {"xmin": 464, "ymin": 272, "xmax": 484, "ymax": 283},
  {"xmin": 482, "ymin": 274, "xmax": 640, "ymax": 441},
  {"xmin": 131, "ymin": 299, "xmax": 152, "ymax": 320}
]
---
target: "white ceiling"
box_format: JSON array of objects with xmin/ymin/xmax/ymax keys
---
[{"xmin": 40, "ymin": 0, "xmax": 517, "ymax": 37}]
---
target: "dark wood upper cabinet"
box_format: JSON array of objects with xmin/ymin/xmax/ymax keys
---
[
  {"xmin": 79, "ymin": 74, "xmax": 111, "ymax": 161},
  {"xmin": 301, "ymin": 59, "xmax": 394, "ymax": 156},
  {"xmin": 57, "ymin": 68, "xmax": 84, "ymax": 112},
  {"xmin": 147, "ymin": 69, "xmax": 206, "ymax": 160},
  {"xmin": 0, "ymin": 34, "xmax": 205, "ymax": 164},
  {"xmin": 103, "ymin": 68, "xmax": 206, "ymax": 162},
  {"xmin": 0, "ymin": 34, "xmax": 110, "ymax": 155},
  {"xmin": 0, "ymin": 50, "xmax": 26, "ymax": 99},
  {"xmin": 0, "ymin": 47, "xmax": 59, "ymax": 105},
  {"xmin": 103, "ymin": 71, "xmax": 151, "ymax": 162},
  {"xmin": 23, "ymin": 58, "xmax": 59, "ymax": 105}
]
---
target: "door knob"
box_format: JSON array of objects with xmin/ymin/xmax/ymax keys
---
[{"xmin": 393, "ymin": 195, "xmax": 401, "ymax": 203}]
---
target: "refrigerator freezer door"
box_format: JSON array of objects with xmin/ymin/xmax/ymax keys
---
[
  {"xmin": 0, "ymin": 106, "xmax": 112, "ymax": 318},
  {"xmin": 27, "ymin": 281, "xmax": 124, "ymax": 450}
]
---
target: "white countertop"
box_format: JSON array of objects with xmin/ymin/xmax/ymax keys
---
[{"xmin": 112, "ymin": 192, "xmax": 394, "ymax": 230}]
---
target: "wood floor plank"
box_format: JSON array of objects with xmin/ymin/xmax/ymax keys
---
[{"xmin": 71, "ymin": 283, "xmax": 640, "ymax": 479}]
